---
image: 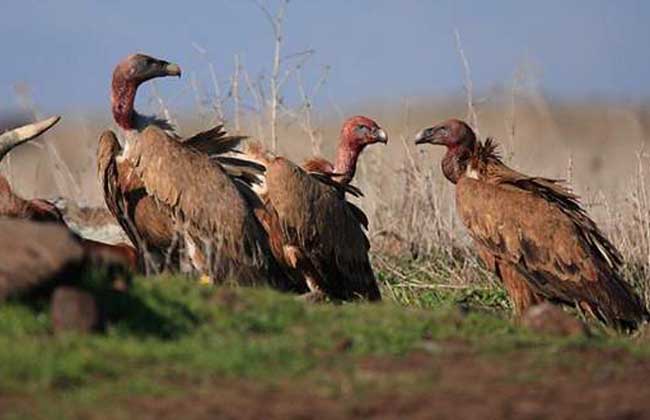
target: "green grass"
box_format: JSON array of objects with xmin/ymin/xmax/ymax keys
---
[{"xmin": 0, "ymin": 263, "xmax": 647, "ymax": 418}]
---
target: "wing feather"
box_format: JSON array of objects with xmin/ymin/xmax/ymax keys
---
[{"xmin": 182, "ymin": 125, "xmax": 264, "ymax": 189}]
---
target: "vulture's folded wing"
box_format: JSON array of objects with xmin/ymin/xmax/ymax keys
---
[
  {"xmin": 266, "ymin": 158, "xmax": 379, "ymax": 301},
  {"xmin": 128, "ymin": 126, "xmax": 282, "ymax": 286},
  {"xmin": 97, "ymin": 130, "xmax": 142, "ymax": 252},
  {"xmin": 456, "ymin": 175, "xmax": 646, "ymax": 325}
]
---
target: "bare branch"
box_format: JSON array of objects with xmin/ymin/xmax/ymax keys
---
[
  {"xmin": 261, "ymin": 0, "xmax": 291, "ymax": 152},
  {"xmin": 232, "ymin": 53, "xmax": 242, "ymax": 132},
  {"xmin": 453, "ymin": 28, "xmax": 480, "ymax": 136}
]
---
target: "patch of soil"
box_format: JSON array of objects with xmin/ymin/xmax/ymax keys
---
[
  {"xmin": 4, "ymin": 344, "xmax": 650, "ymax": 419},
  {"xmin": 118, "ymin": 345, "xmax": 650, "ymax": 420}
]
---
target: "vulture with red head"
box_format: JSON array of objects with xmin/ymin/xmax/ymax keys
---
[
  {"xmin": 415, "ymin": 118, "xmax": 648, "ymax": 329},
  {"xmin": 99, "ymin": 54, "xmax": 288, "ymax": 288},
  {"xmin": 0, "ymin": 117, "xmax": 139, "ymax": 270},
  {"xmin": 247, "ymin": 116, "xmax": 387, "ymax": 301}
]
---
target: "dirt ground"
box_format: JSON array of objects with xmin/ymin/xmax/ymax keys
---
[{"xmin": 16, "ymin": 344, "xmax": 643, "ymax": 420}]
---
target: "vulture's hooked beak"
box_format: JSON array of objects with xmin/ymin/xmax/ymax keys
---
[
  {"xmin": 414, "ymin": 127, "xmax": 443, "ymax": 145},
  {"xmin": 164, "ymin": 62, "xmax": 182, "ymax": 78},
  {"xmin": 374, "ymin": 128, "xmax": 388, "ymax": 144}
]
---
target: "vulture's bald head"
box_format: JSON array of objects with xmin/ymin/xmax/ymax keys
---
[
  {"xmin": 331, "ymin": 116, "xmax": 387, "ymax": 185},
  {"xmin": 340, "ymin": 115, "xmax": 388, "ymax": 151},
  {"xmin": 113, "ymin": 54, "xmax": 181, "ymax": 86},
  {"xmin": 414, "ymin": 118, "xmax": 476, "ymax": 150},
  {"xmin": 415, "ymin": 118, "xmax": 479, "ymax": 184},
  {"xmin": 111, "ymin": 54, "xmax": 181, "ymax": 130}
]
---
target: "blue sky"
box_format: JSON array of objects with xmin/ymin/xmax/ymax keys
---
[{"xmin": 2, "ymin": 0, "xmax": 649, "ymax": 113}]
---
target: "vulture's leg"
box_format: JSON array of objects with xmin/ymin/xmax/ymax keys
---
[
  {"xmin": 184, "ymin": 235, "xmax": 210, "ymax": 281},
  {"xmin": 283, "ymin": 245, "xmax": 327, "ymax": 302},
  {"xmin": 476, "ymin": 246, "xmax": 544, "ymax": 316},
  {"xmin": 498, "ymin": 262, "xmax": 545, "ymax": 316}
]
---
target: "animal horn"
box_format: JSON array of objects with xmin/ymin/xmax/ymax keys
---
[{"xmin": 0, "ymin": 116, "xmax": 61, "ymax": 163}]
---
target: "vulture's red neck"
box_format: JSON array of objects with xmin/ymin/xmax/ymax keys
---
[
  {"xmin": 111, "ymin": 75, "xmax": 138, "ymax": 131},
  {"xmin": 333, "ymin": 140, "xmax": 363, "ymax": 185},
  {"xmin": 442, "ymin": 143, "xmax": 474, "ymax": 184}
]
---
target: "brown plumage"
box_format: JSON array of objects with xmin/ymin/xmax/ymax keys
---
[
  {"xmin": 246, "ymin": 116, "xmax": 387, "ymax": 301},
  {"xmin": 301, "ymin": 157, "xmax": 334, "ymax": 174},
  {"xmin": 475, "ymin": 245, "xmax": 544, "ymax": 315},
  {"xmin": 123, "ymin": 125, "xmax": 288, "ymax": 288},
  {"xmin": 0, "ymin": 117, "xmax": 138, "ymax": 271},
  {"xmin": 415, "ymin": 118, "xmax": 648, "ymax": 329},
  {"xmin": 98, "ymin": 130, "xmax": 174, "ymax": 271},
  {"xmin": 98, "ymin": 54, "xmax": 263, "ymax": 273}
]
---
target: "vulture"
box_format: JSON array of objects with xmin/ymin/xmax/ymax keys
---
[
  {"xmin": 415, "ymin": 118, "xmax": 648, "ymax": 329},
  {"xmin": 98, "ymin": 53, "xmax": 263, "ymax": 274},
  {"xmin": 246, "ymin": 116, "xmax": 387, "ymax": 301},
  {"xmin": 101, "ymin": 54, "xmax": 288, "ymax": 288},
  {"xmin": 0, "ymin": 117, "xmax": 138, "ymax": 270}
]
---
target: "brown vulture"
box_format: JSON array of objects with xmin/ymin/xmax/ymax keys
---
[
  {"xmin": 0, "ymin": 117, "xmax": 139, "ymax": 270},
  {"xmin": 98, "ymin": 54, "xmax": 264, "ymax": 274},
  {"xmin": 101, "ymin": 54, "xmax": 288, "ymax": 287},
  {"xmin": 119, "ymin": 124, "xmax": 289, "ymax": 288},
  {"xmin": 246, "ymin": 116, "xmax": 387, "ymax": 301},
  {"xmin": 415, "ymin": 118, "xmax": 648, "ymax": 329}
]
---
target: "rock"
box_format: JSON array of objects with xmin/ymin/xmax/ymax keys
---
[
  {"xmin": 0, "ymin": 219, "xmax": 84, "ymax": 301},
  {"xmin": 51, "ymin": 286, "xmax": 101, "ymax": 334},
  {"xmin": 521, "ymin": 302, "xmax": 588, "ymax": 337}
]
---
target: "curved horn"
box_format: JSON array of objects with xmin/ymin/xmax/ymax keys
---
[{"xmin": 0, "ymin": 116, "xmax": 61, "ymax": 163}]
